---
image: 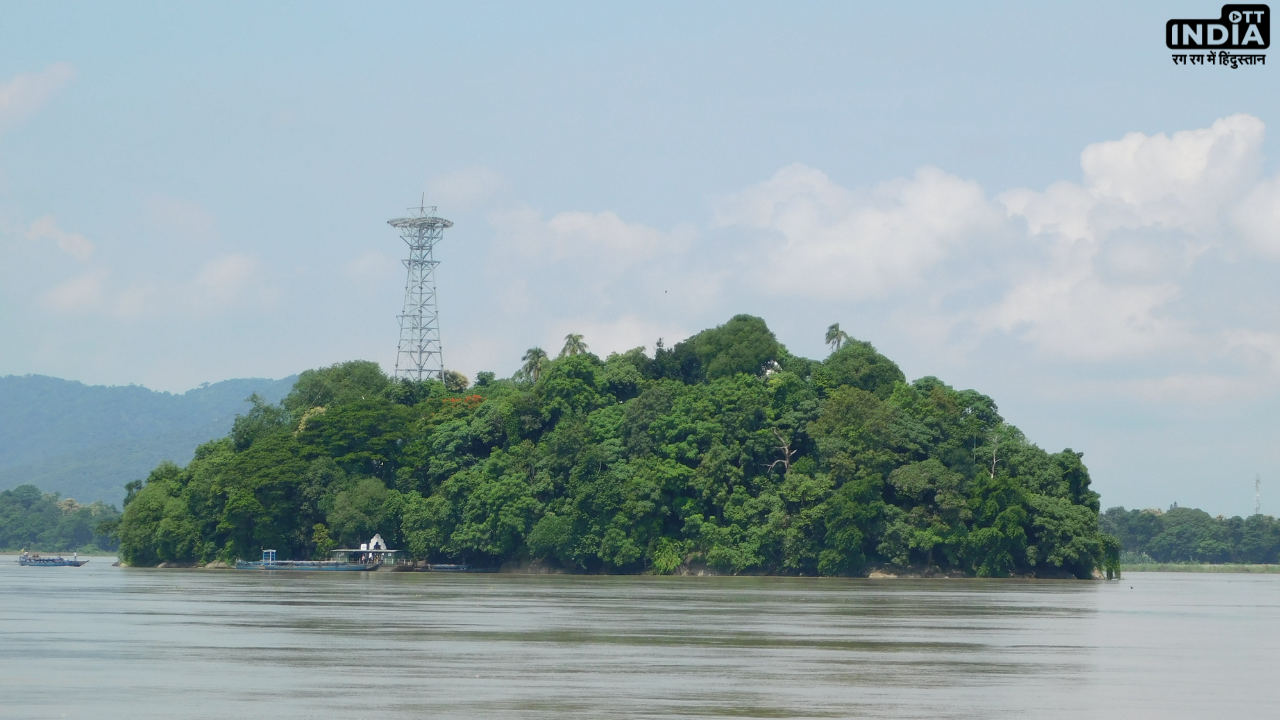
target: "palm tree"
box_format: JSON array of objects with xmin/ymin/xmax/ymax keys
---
[
  {"xmin": 825, "ymin": 323, "xmax": 849, "ymax": 354},
  {"xmin": 521, "ymin": 347, "xmax": 548, "ymax": 382},
  {"xmin": 560, "ymin": 333, "xmax": 588, "ymax": 358}
]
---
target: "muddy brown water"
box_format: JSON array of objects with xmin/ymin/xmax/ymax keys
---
[{"xmin": 2, "ymin": 556, "xmax": 1276, "ymax": 719}]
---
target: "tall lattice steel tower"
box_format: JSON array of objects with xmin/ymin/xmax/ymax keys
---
[{"xmin": 390, "ymin": 202, "xmax": 452, "ymax": 381}]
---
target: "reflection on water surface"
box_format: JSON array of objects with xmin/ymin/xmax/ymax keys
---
[{"xmin": 1, "ymin": 557, "xmax": 1276, "ymax": 719}]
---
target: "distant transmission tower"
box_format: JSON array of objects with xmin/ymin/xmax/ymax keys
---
[
  {"xmin": 1256, "ymin": 474, "xmax": 1262, "ymax": 516},
  {"xmin": 390, "ymin": 200, "xmax": 453, "ymax": 381}
]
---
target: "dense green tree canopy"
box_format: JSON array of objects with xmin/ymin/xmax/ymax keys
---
[
  {"xmin": 116, "ymin": 316, "xmax": 1117, "ymax": 578},
  {"xmin": 651, "ymin": 315, "xmax": 782, "ymax": 384},
  {"xmin": 282, "ymin": 361, "xmax": 388, "ymax": 415},
  {"xmin": 0, "ymin": 485, "xmax": 120, "ymax": 552},
  {"xmin": 1101, "ymin": 506, "xmax": 1280, "ymax": 564}
]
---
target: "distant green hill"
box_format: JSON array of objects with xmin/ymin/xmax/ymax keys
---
[{"xmin": 0, "ymin": 375, "xmax": 295, "ymax": 505}]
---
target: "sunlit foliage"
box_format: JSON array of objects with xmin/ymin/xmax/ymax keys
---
[{"xmin": 117, "ymin": 316, "xmax": 1115, "ymax": 577}]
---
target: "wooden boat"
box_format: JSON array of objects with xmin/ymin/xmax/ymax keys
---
[{"xmin": 18, "ymin": 551, "xmax": 88, "ymax": 567}]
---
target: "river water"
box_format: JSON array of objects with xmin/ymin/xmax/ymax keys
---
[{"xmin": 1, "ymin": 556, "xmax": 1275, "ymax": 719}]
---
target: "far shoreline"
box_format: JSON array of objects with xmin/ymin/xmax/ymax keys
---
[
  {"xmin": 105, "ymin": 559, "xmax": 1103, "ymax": 579},
  {"xmin": 1121, "ymin": 563, "xmax": 1280, "ymax": 573},
  {"xmin": 11, "ymin": 554, "xmax": 1277, "ymax": 576}
]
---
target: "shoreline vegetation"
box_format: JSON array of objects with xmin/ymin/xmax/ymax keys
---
[
  {"xmin": 1101, "ymin": 506, "xmax": 1280, "ymax": 565},
  {"xmin": 36, "ymin": 556, "xmax": 1274, "ymax": 576},
  {"xmin": 109, "ymin": 557, "xmax": 1064, "ymax": 578},
  {"xmin": 0, "ymin": 485, "xmax": 120, "ymax": 554},
  {"xmin": 111, "ymin": 315, "xmax": 1121, "ymax": 579},
  {"xmin": 1121, "ymin": 563, "xmax": 1280, "ymax": 573}
]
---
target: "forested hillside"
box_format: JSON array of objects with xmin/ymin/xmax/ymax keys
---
[
  {"xmin": 1101, "ymin": 506, "xmax": 1280, "ymax": 564},
  {"xmin": 0, "ymin": 375, "xmax": 295, "ymax": 504},
  {"xmin": 116, "ymin": 315, "xmax": 1119, "ymax": 577}
]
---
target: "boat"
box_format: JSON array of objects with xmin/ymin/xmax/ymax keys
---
[
  {"xmin": 235, "ymin": 534, "xmax": 402, "ymax": 571},
  {"xmin": 423, "ymin": 563, "xmax": 470, "ymax": 572},
  {"xmin": 419, "ymin": 563, "xmax": 497, "ymax": 573},
  {"xmin": 18, "ymin": 551, "xmax": 89, "ymax": 567}
]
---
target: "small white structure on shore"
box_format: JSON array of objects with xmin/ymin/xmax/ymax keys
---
[{"xmin": 338, "ymin": 534, "xmax": 400, "ymax": 566}]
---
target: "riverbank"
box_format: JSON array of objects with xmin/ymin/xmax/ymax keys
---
[
  {"xmin": 108, "ymin": 558, "xmax": 1093, "ymax": 578},
  {"xmin": 1123, "ymin": 563, "xmax": 1280, "ymax": 573}
]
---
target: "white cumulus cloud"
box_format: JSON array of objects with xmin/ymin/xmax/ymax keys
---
[
  {"xmin": 485, "ymin": 203, "xmax": 702, "ymax": 317},
  {"xmin": 196, "ymin": 254, "xmax": 260, "ymax": 302},
  {"xmin": 1078, "ymin": 113, "xmax": 1263, "ymax": 231},
  {"xmin": 712, "ymin": 163, "xmax": 1005, "ymax": 299},
  {"xmin": 495, "ymin": 204, "xmax": 697, "ymax": 262},
  {"xmin": 25, "ymin": 216, "xmax": 94, "ymax": 261},
  {"xmin": 983, "ymin": 113, "xmax": 1276, "ymax": 364},
  {"xmin": 426, "ymin": 166, "xmax": 510, "ymax": 213},
  {"xmin": 1234, "ymin": 174, "xmax": 1280, "ymax": 258},
  {"xmin": 288, "ymin": 115, "xmax": 1280, "ymax": 403},
  {"xmin": 43, "ymin": 269, "xmax": 107, "ymax": 314},
  {"xmin": 473, "ymin": 114, "xmax": 1280, "ymax": 400},
  {"xmin": 0, "ymin": 63, "xmax": 76, "ymax": 136}
]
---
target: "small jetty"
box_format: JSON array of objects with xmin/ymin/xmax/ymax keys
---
[
  {"xmin": 235, "ymin": 534, "xmax": 403, "ymax": 571},
  {"xmin": 18, "ymin": 551, "xmax": 88, "ymax": 567}
]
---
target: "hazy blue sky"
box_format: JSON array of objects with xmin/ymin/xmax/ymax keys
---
[{"xmin": 2, "ymin": 2, "xmax": 1278, "ymax": 515}]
